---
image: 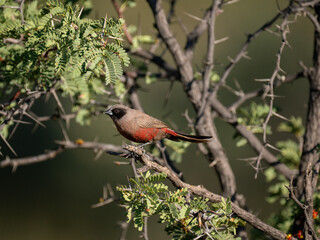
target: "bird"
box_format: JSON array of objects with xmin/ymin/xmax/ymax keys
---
[{"xmin": 104, "ymin": 104, "xmax": 212, "ymax": 145}]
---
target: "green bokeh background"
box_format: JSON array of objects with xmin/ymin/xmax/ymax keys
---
[{"xmin": 0, "ymin": 0, "xmax": 312, "ymax": 239}]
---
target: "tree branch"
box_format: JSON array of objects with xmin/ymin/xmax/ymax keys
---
[
  {"xmin": 122, "ymin": 144, "xmax": 294, "ymax": 240},
  {"xmin": 295, "ymin": 4, "xmax": 320, "ymax": 239},
  {"xmin": 0, "ymin": 140, "xmax": 124, "ymax": 170},
  {"xmin": 210, "ymin": 97, "xmax": 297, "ymax": 180},
  {"xmin": 184, "ymin": 8, "xmax": 211, "ymax": 61},
  {"xmin": 212, "ymin": 1, "xmax": 295, "ymax": 95}
]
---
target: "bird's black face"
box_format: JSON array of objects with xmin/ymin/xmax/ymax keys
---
[{"xmin": 104, "ymin": 107, "xmax": 127, "ymax": 120}]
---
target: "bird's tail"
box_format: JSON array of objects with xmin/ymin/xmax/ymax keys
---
[{"xmin": 166, "ymin": 129, "xmax": 212, "ymax": 143}]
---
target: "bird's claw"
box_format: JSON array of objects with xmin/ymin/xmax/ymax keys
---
[{"xmin": 122, "ymin": 144, "xmax": 146, "ymax": 158}]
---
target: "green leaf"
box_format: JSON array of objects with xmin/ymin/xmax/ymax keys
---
[
  {"xmin": 210, "ymin": 71, "xmax": 220, "ymax": 82},
  {"xmin": 264, "ymin": 167, "xmax": 277, "ymax": 182},
  {"xmin": 115, "ymin": 81, "xmax": 126, "ymax": 97},
  {"xmin": 278, "ymin": 116, "xmax": 304, "ymax": 138},
  {"xmin": 145, "ymin": 73, "xmax": 157, "ymax": 84},
  {"xmin": 235, "ymin": 137, "xmax": 247, "ymax": 147}
]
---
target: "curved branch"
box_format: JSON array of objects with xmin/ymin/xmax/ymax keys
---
[
  {"xmin": 123, "ymin": 144, "xmax": 293, "ymax": 240},
  {"xmin": 146, "ymin": 0, "xmax": 238, "ymax": 199}
]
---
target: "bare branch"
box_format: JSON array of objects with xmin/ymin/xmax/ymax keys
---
[
  {"xmin": 118, "ymin": 221, "xmax": 130, "ymax": 240},
  {"xmin": 0, "ymin": 140, "xmax": 125, "ymax": 169},
  {"xmin": 142, "ymin": 216, "xmax": 149, "ymax": 240},
  {"xmin": 185, "ymin": 8, "xmax": 211, "ymax": 60},
  {"xmin": 212, "ymin": 2, "xmax": 295, "ymax": 94},
  {"xmin": 197, "ymin": 0, "xmax": 221, "ymax": 123}
]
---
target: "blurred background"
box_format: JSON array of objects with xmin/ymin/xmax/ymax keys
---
[{"xmin": 0, "ymin": 0, "xmax": 312, "ymax": 239}]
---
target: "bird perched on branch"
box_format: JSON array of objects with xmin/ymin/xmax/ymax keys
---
[{"xmin": 104, "ymin": 104, "xmax": 212, "ymax": 145}]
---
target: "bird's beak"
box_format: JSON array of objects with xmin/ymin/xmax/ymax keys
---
[{"xmin": 104, "ymin": 108, "xmax": 113, "ymax": 116}]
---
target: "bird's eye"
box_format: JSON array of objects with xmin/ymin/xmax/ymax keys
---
[{"xmin": 113, "ymin": 109, "xmax": 120, "ymax": 114}]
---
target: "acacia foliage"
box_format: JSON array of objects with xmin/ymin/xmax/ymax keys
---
[
  {"xmin": 0, "ymin": 0, "xmax": 129, "ymax": 129},
  {"xmin": 117, "ymin": 171, "xmax": 245, "ymax": 240}
]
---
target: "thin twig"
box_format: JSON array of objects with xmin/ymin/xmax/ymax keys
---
[
  {"xmin": 197, "ymin": 0, "xmax": 220, "ymax": 123},
  {"xmin": 111, "ymin": 0, "xmax": 133, "ymax": 44}
]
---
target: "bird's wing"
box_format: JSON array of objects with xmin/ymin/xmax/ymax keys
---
[{"xmin": 135, "ymin": 115, "xmax": 169, "ymax": 129}]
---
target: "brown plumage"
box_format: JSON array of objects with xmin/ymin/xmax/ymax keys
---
[{"xmin": 104, "ymin": 104, "xmax": 212, "ymax": 144}]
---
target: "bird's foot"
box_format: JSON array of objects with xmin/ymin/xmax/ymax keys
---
[{"xmin": 122, "ymin": 144, "xmax": 146, "ymax": 158}]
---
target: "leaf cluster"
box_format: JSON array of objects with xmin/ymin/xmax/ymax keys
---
[
  {"xmin": 116, "ymin": 171, "xmax": 244, "ymax": 239},
  {"xmin": 235, "ymin": 102, "xmax": 273, "ymax": 147},
  {"xmin": 0, "ymin": 0, "xmax": 129, "ymax": 125}
]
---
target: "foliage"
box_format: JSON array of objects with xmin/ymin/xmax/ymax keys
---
[
  {"xmin": 116, "ymin": 171, "xmax": 245, "ymax": 239},
  {"xmin": 235, "ymin": 103, "xmax": 273, "ymax": 147},
  {"xmin": 164, "ymin": 139, "xmax": 191, "ymax": 163},
  {"xmin": 0, "ymin": 0, "xmax": 129, "ymax": 126},
  {"xmin": 252, "ymin": 116, "xmax": 320, "ymax": 238}
]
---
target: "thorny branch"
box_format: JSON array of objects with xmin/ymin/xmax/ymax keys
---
[
  {"xmin": 286, "ymin": 181, "xmax": 319, "ymax": 240},
  {"xmin": 130, "ymin": 0, "xmax": 301, "ymax": 182},
  {"xmin": 122, "ymin": 144, "xmax": 294, "ymax": 240},
  {"xmin": 0, "ymin": 140, "xmax": 124, "ymax": 171},
  {"xmin": 197, "ymin": 0, "xmax": 221, "ymax": 123},
  {"xmin": 255, "ymin": 14, "xmax": 291, "ymax": 178},
  {"xmin": 111, "ymin": 0, "xmax": 133, "ymax": 44},
  {"xmin": 294, "ymin": 3, "xmax": 320, "ymax": 239}
]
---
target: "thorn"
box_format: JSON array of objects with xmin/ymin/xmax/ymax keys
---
[
  {"xmin": 209, "ymin": 160, "xmax": 218, "ymax": 167},
  {"xmin": 65, "ymin": 117, "xmax": 70, "ymax": 130},
  {"xmin": 103, "ymin": 185, "xmax": 108, "ymax": 199},
  {"xmin": 237, "ymin": 157, "xmax": 257, "ymax": 162},
  {"xmin": 51, "ymin": 89, "xmax": 65, "ymax": 114},
  {"xmin": 214, "ymin": 37, "xmax": 229, "ymax": 45},
  {"xmin": 78, "ymin": 6, "xmax": 84, "ymax": 18},
  {"xmin": 12, "ymin": 119, "xmax": 32, "ymax": 124},
  {"xmin": 273, "ymin": 111, "xmax": 290, "ymax": 121},
  {"xmin": 57, "ymin": 119, "xmax": 70, "ymax": 142},
  {"xmin": 227, "ymin": 56, "xmax": 235, "ymax": 63},
  {"xmin": 12, "ymin": 161, "xmax": 18, "ymax": 173},
  {"xmin": 94, "ymin": 150, "xmax": 104, "ymax": 160},
  {"xmin": 107, "ymin": 183, "xmax": 114, "ymax": 197},
  {"xmin": 265, "ymin": 94, "xmax": 284, "ymax": 98},
  {"xmin": 254, "ymin": 78, "xmax": 270, "ymax": 82},
  {"xmin": 101, "ymin": 12, "xmax": 108, "ymax": 39},
  {"xmin": 0, "ymin": 134, "xmax": 17, "ymax": 156},
  {"xmin": 114, "ymin": 161, "xmax": 130, "ymax": 165},
  {"xmin": 24, "ymin": 111, "xmax": 46, "ymax": 127},
  {"xmin": 266, "ymin": 143, "xmax": 281, "ymax": 152},
  {"xmin": 183, "ymin": 11, "xmax": 206, "ymax": 22},
  {"xmin": 242, "ymin": 52, "xmax": 251, "ymax": 60},
  {"xmin": 45, "ymin": 91, "xmax": 51, "ymax": 103}
]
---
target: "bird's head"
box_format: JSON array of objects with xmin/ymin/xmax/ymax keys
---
[{"xmin": 104, "ymin": 105, "xmax": 128, "ymax": 120}]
